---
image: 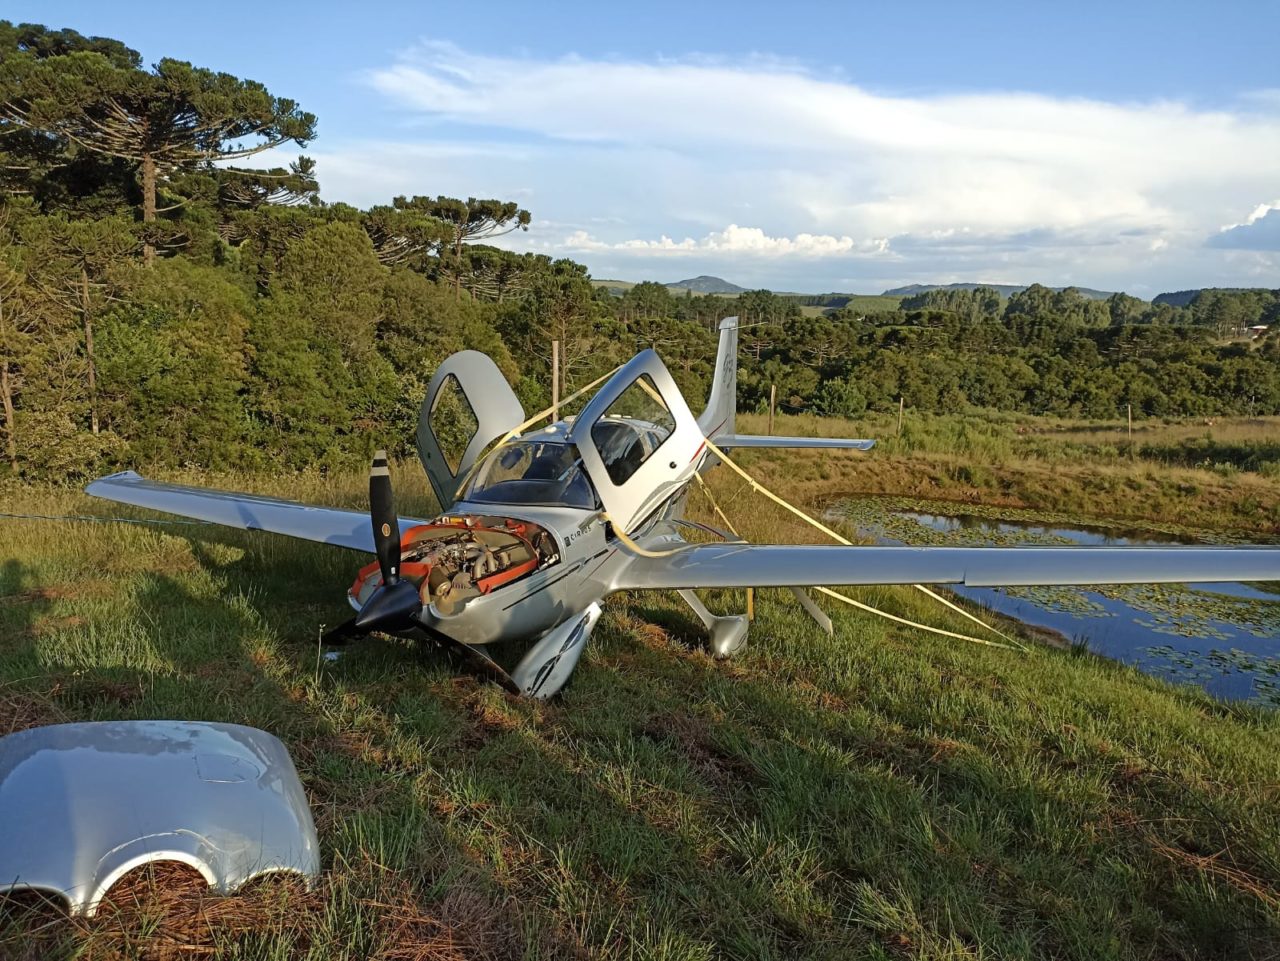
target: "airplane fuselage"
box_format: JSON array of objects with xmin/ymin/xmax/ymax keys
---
[{"xmin": 356, "ymin": 453, "xmax": 697, "ymax": 649}]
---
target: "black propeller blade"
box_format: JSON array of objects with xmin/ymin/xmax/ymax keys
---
[
  {"xmin": 325, "ymin": 450, "xmax": 424, "ymax": 642},
  {"xmin": 370, "ymin": 449, "xmax": 401, "ymax": 587}
]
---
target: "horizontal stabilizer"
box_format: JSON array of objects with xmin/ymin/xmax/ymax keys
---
[
  {"xmin": 711, "ymin": 434, "xmax": 875, "ymax": 451},
  {"xmin": 85, "ymin": 471, "xmax": 424, "ymax": 553}
]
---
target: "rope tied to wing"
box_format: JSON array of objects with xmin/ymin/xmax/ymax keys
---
[
  {"xmin": 701, "ymin": 435, "xmax": 1024, "ymax": 650},
  {"xmin": 613, "ymin": 375, "xmax": 1022, "ymax": 648},
  {"xmin": 608, "ymin": 431, "xmax": 1023, "ymax": 651}
]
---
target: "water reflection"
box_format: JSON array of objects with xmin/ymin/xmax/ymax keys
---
[{"xmin": 837, "ymin": 501, "xmax": 1280, "ymax": 706}]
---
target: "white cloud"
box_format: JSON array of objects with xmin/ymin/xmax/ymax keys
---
[
  {"xmin": 321, "ymin": 42, "xmax": 1280, "ymax": 291},
  {"xmin": 559, "ymin": 224, "xmax": 889, "ymax": 257},
  {"xmin": 1223, "ymin": 201, "xmax": 1280, "ymax": 229}
]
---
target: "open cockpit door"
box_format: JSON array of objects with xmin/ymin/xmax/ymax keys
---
[
  {"xmin": 570, "ymin": 349, "xmax": 704, "ymax": 534},
  {"xmin": 417, "ymin": 351, "xmax": 526, "ymax": 510}
]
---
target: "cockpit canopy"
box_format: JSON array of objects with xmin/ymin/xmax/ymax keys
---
[
  {"xmin": 462, "ymin": 437, "xmax": 596, "ymax": 508},
  {"xmin": 460, "ymin": 419, "xmax": 672, "ymax": 510}
]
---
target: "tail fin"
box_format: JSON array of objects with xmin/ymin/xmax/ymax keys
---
[{"xmin": 698, "ymin": 317, "xmax": 739, "ymax": 437}]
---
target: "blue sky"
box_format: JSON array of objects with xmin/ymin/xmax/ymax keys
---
[{"xmin": 14, "ymin": 1, "xmax": 1280, "ymax": 294}]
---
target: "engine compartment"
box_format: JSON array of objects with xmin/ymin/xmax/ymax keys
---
[{"xmin": 349, "ymin": 514, "xmax": 559, "ymax": 615}]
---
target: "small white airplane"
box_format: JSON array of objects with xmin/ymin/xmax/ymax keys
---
[{"xmin": 88, "ymin": 319, "xmax": 1280, "ymax": 698}]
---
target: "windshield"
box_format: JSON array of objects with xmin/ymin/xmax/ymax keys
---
[{"xmin": 461, "ymin": 439, "xmax": 599, "ymax": 509}]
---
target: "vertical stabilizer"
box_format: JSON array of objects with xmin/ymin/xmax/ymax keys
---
[{"xmin": 698, "ymin": 317, "xmax": 739, "ymax": 437}]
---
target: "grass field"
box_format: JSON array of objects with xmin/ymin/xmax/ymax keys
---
[
  {"xmin": 591, "ymin": 279, "xmax": 639, "ymax": 293},
  {"xmin": 2, "ymin": 427, "xmax": 1280, "ymax": 959},
  {"xmin": 795, "ymin": 297, "xmax": 904, "ymax": 318}
]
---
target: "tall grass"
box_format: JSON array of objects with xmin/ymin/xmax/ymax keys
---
[
  {"xmin": 737, "ymin": 410, "xmax": 1280, "ymax": 472},
  {"xmin": 734, "ymin": 410, "xmax": 1280, "ymax": 535}
]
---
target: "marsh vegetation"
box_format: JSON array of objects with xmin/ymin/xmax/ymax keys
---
[{"xmin": 834, "ymin": 498, "xmax": 1280, "ymax": 705}]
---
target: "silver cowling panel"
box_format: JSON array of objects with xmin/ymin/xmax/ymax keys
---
[{"xmin": 0, "ymin": 721, "xmax": 320, "ymax": 916}]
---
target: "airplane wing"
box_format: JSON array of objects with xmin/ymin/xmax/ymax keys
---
[
  {"xmin": 84, "ymin": 471, "xmax": 423, "ymax": 553},
  {"xmin": 618, "ymin": 543, "xmax": 1280, "ymax": 589},
  {"xmin": 711, "ymin": 434, "xmax": 875, "ymax": 450}
]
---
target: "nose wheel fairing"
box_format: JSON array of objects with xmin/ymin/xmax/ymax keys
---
[
  {"xmin": 373, "ymin": 601, "xmax": 603, "ymax": 700},
  {"xmin": 511, "ymin": 602, "xmax": 603, "ymax": 698}
]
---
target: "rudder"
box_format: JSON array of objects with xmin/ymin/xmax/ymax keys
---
[{"xmin": 698, "ymin": 316, "xmax": 739, "ymax": 437}]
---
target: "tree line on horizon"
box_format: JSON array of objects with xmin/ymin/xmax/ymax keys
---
[{"xmin": 1, "ymin": 20, "xmax": 1278, "ymax": 480}]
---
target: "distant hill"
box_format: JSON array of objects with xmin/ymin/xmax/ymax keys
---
[
  {"xmin": 590, "ymin": 275, "xmax": 747, "ymax": 296},
  {"xmin": 590, "ymin": 279, "xmax": 636, "ymax": 295},
  {"xmin": 666, "ymin": 275, "xmax": 746, "ymax": 294},
  {"xmin": 883, "ymin": 282, "xmax": 1116, "ymax": 301},
  {"xmin": 1153, "ymin": 288, "xmax": 1256, "ymax": 307}
]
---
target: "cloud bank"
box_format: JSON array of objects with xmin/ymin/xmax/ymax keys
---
[
  {"xmin": 311, "ymin": 43, "xmax": 1280, "ymax": 291},
  {"xmin": 560, "ymin": 225, "xmax": 890, "ymax": 258}
]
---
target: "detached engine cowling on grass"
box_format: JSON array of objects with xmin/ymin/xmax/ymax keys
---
[{"xmin": 349, "ymin": 515, "xmax": 559, "ymax": 615}]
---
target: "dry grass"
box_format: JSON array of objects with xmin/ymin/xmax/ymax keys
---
[
  {"xmin": 0, "ymin": 687, "xmax": 65, "ymax": 735},
  {"xmin": 732, "ymin": 411, "xmax": 1280, "ymax": 535},
  {"xmin": 1, "ymin": 859, "xmax": 533, "ymax": 961}
]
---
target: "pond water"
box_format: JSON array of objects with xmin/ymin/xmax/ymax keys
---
[{"xmin": 833, "ymin": 501, "xmax": 1280, "ymax": 706}]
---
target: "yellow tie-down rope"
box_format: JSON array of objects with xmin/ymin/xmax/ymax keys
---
[
  {"xmin": 689, "ymin": 473, "xmax": 756, "ymax": 619},
  {"xmin": 697, "ymin": 436, "xmax": 1025, "ymax": 651},
  {"xmin": 599, "ymin": 417, "xmax": 1018, "ymax": 650},
  {"xmin": 617, "ymin": 375, "xmax": 1020, "ymax": 648}
]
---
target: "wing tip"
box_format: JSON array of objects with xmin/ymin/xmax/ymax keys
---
[{"xmin": 85, "ymin": 470, "xmax": 143, "ymax": 494}]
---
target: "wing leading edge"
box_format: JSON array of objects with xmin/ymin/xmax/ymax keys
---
[
  {"xmin": 619, "ymin": 543, "xmax": 1280, "ymax": 590},
  {"xmin": 84, "ymin": 471, "xmax": 420, "ymax": 553}
]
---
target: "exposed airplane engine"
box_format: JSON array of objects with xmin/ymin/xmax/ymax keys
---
[{"xmin": 349, "ymin": 515, "xmax": 559, "ymax": 615}]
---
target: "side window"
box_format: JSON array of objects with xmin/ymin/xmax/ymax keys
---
[
  {"xmin": 590, "ymin": 375, "xmax": 676, "ymax": 485},
  {"xmin": 429, "ymin": 374, "xmax": 480, "ymax": 474}
]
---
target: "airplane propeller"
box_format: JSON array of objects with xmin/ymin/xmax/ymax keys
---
[
  {"xmin": 322, "ymin": 451, "xmax": 423, "ymax": 644},
  {"xmin": 319, "ymin": 451, "xmax": 523, "ymax": 694},
  {"xmin": 352, "ymin": 450, "xmax": 423, "ymax": 632}
]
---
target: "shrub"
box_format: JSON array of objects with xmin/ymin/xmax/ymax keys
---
[{"xmin": 815, "ymin": 377, "xmax": 867, "ymax": 418}]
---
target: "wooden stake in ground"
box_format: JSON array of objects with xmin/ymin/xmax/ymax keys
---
[
  {"xmin": 768, "ymin": 383, "xmax": 776, "ymax": 435},
  {"xmin": 897, "ymin": 396, "xmax": 905, "ymax": 437},
  {"xmin": 551, "ymin": 340, "xmax": 560, "ymax": 421},
  {"xmin": 1127, "ymin": 404, "xmax": 1133, "ymax": 452}
]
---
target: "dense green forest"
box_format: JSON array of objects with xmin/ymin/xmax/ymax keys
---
[{"xmin": 1, "ymin": 21, "xmax": 1278, "ymax": 479}]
